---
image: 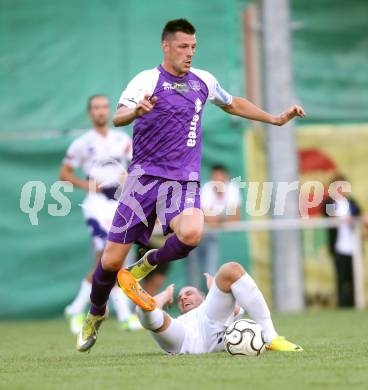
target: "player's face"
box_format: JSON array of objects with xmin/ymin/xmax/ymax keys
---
[
  {"xmin": 88, "ymin": 96, "xmax": 110, "ymax": 127},
  {"xmin": 177, "ymin": 286, "xmax": 204, "ymax": 314},
  {"xmin": 211, "ymin": 169, "xmax": 229, "ymax": 183},
  {"xmin": 162, "ymin": 32, "xmax": 197, "ymax": 76}
]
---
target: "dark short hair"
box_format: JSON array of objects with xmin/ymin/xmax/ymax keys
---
[
  {"xmin": 87, "ymin": 94, "xmax": 108, "ymax": 111},
  {"xmin": 211, "ymin": 164, "xmax": 228, "ymax": 172},
  {"xmin": 161, "ymin": 19, "xmax": 196, "ymax": 41}
]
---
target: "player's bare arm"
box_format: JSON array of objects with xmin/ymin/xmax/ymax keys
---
[
  {"xmin": 222, "ymin": 96, "xmax": 305, "ymax": 126},
  {"xmin": 113, "ymin": 94, "xmax": 158, "ymax": 127},
  {"xmin": 154, "ymin": 284, "xmax": 175, "ymax": 309},
  {"xmin": 59, "ymin": 163, "xmax": 99, "ymax": 192}
]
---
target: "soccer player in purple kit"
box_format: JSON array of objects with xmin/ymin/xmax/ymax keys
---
[{"xmin": 77, "ymin": 19, "xmax": 305, "ymax": 352}]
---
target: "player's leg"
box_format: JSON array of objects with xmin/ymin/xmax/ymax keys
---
[
  {"xmin": 110, "ymin": 286, "xmax": 142, "ymax": 331},
  {"xmin": 333, "ymin": 253, "xmax": 345, "ymax": 307},
  {"xmin": 128, "ymin": 180, "xmax": 203, "ymax": 281},
  {"xmin": 213, "ymin": 262, "xmax": 302, "ymax": 351},
  {"xmin": 70, "ymin": 240, "xmax": 139, "ymax": 331},
  {"xmin": 345, "ymin": 254, "xmax": 355, "ymax": 307},
  {"xmin": 212, "ymin": 262, "xmax": 277, "ymax": 342},
  {"xmin": 72, "ymin": 194, "xmax": 116, "ymax": 337},
  {"xmin": 109, "ymin": 249, "xmax": 142, "ymax": 331},
  {"xmin": 143, "ymin": 265, "xmax": 169, "ymax": 296},
  {"xmin": 75, "ymin": 200, "xmax": 111, "ymax": 315},
  {"xmin": 204, "ymin": 234, "xmax": 219, "ymax": 280},
  {"xmin": 128, "ymin": 208, "xmax": 203, "ymax": 280},
  {"xmin": 90, "ymin": 241, "xmax": 132, "ymax": 315},
  {"xmin": 85, "ymin": 251, "xmax": 102, "ymax": 282},
  {"xmin": 78, "ymin": 174, "xmax": 161, "ymax": 350},
  {"xmin": 65, "ymin": 278, "xmax": 92, "ymax": 316},
  {"xmin": 77, "ymin": 241, "xmax": 132, "ymax": 352},
  {"xmin": 186, "ymin": 245, "xmax": 201, "ymax": 288},
  {"xmin": 65, "ymin": 219, "xmax": 106, "ymax": 335},
  {"xmin": 119, "ymin": 274, "xmax": 184, "ymax": 354},
  {"xmin": 148, "ymin": 206, "xmax": 203, "ymax": 264},
  {"xmin": 136, "ymin": 308, "xmax": 185, "ymax": 354},
  {"xmin": 334, "ymin": 253, "xmax": 354, "ymax": 307},
  {"xmin": 199, "ymin": 234, "xmax": 219, "ymax": 291}
]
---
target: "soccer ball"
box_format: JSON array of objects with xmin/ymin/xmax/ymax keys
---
[{"xmin": 224, "ymin": 319, "xmax": 266, "ymax": 356}]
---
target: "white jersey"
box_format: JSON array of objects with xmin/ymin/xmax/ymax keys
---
[
  {"xmin": 64, "ymin": 128, "xmax": 132, "ymax": 188},
  {"xmin": 201, "ymin": 180, "xmax": 242, "ymax": 217},
  {"xmin": 118, "ymin": 66, "xmax": 232, "ymax": 110},
  {"xmin": 143, "ymin": 284, "xmax": 244, "ymax": 355},
  {"xmin": 176, "ymin": 285, "xmax": 242, "ymax": 354},
  {"xmin": 335, "ymin": 198, "xmax": 354, "ymax": 255},
  {"xmin": 63, "ymin": 128, "xmax": 132, "ymax": 251},
  {"xmin": 177, "ymin": 305, "xmax": 228, "ymax": 354}
]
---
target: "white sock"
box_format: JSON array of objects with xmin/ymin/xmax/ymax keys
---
[
  {"xmin": 109, "ymin": 286, "xmax": 132, "ymax": 322},
  {"xmin": 230, "ymin": 273, "xmax": 278, "ymax": 343},
  {"xmin": 65, "ymin": 279, "xmax": 92, "ymax": 316},
  {"xmin": 136, "ymin": 307, "xmax": 164, "ymax": 330},
  {"xmin": 137, "ymin": 307, "xmax": 184, "ymax": 354}
]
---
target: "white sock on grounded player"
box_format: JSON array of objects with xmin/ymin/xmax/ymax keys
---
[
  {"xmin": 65, "ymin": 279, "xmax": 92, "ymax": 316},
  {"xmin": 136, "ymin": 307, "xmax": 165, "ymax": 330},
  {"xmin": 136, "ymin": 307, "xmax": 185, "ymax": 354},
  {"xmin": 230, "ymin": 273, "xmax": 278, "ymax": 343},
  {"xmin": 110, "ymin": 286, "xmax": 133, "ymax": 322}
]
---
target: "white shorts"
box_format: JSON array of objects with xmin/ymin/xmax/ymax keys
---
[
  {"xmin": 81, "ymin": 193, "xmax": 117, "ymax": 252},
  {"xmin": 147, "ymin": 282, "xmax": 238, "ymax": 354}
]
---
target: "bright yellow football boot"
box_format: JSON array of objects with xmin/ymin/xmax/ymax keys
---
[
  {"xmin": 117, "ymin": 269, "xmax": 156, "ymax": 311},
  {"xmin": 76, "ymin": 309, "xmax": 108, "ymax": 352},
  {"xmin": 126, "ymin": 249, "xmax": 157, "ymax": 281},
  {"xmin": 266, "ymin": 336, "xmax": 303, "ymax": 352}
]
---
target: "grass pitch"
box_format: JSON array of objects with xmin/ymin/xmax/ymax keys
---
[{"xmin": 1, "ymin": 310, "xmax": 367, "ymax": 390}]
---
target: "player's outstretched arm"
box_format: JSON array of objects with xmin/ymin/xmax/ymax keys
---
[
  {"xmin": 154, "ymin": 284, "xmax": 175, "ymax": 309},
  {"xmin": 221, "ymin": 96, "xmax": 305, "ymax": 126},
  {"xmin": 113, "ymin": 95, "xmax": 158, "ymax": 127}
]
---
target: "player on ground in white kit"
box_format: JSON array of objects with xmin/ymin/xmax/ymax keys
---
[
  {"xmin": 118, "ymin": 262, "xmax": 303, "ymax": 354},
  {"xmin": 60, "ymin": 95, "xmax": 140, "ymax": 334}
]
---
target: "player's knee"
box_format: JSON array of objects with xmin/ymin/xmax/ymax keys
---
[
  {"xmin": 155, "ymin": 312, "xmax": 171, "ymax": 333},
  {"xmin": 136, "ymin": 307, "xmax": 169, "ymax": 332},
  {"xmin": 101, "ymin": 252, "xmax": 122, "ymax": 272},
  {"xmin": 100, "ymin": 242, "xmax": 128, "ymax": 271},
  {"xmin": 177, "ymin": 225, "xmax": 203, "ymax": 246},
  {"xmin": 216, "ymin": 262, "xmax": 245, "ymax": 290},
  {"xmin": 136, "ymin": 307, "xmax": 150, "ymax": 329}
]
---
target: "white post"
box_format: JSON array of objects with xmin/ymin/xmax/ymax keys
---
[
  {"xmin": 261, "ymin": 0, "xmax": 304, "ymax": 311},
  {"xmin": 352, "ymin": 221, "xmax": 366, "ymax": 309}
]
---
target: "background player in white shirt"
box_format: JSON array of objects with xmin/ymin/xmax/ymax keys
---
[
  {"xmin": 59, "ymin": 95, "xmax": 140, "ymax": 333},
  {"xmin": 322, "ymin": 175, "xmax": 363, "ymax": 307},
  {"xmin": 118, "ymin": 261, "xmax": 303, "ymax": 354}
]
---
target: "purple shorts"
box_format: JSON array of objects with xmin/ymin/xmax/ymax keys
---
[{"xmin": 107, "ymin": 174, "xmax": 201, "ymax": 246}]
